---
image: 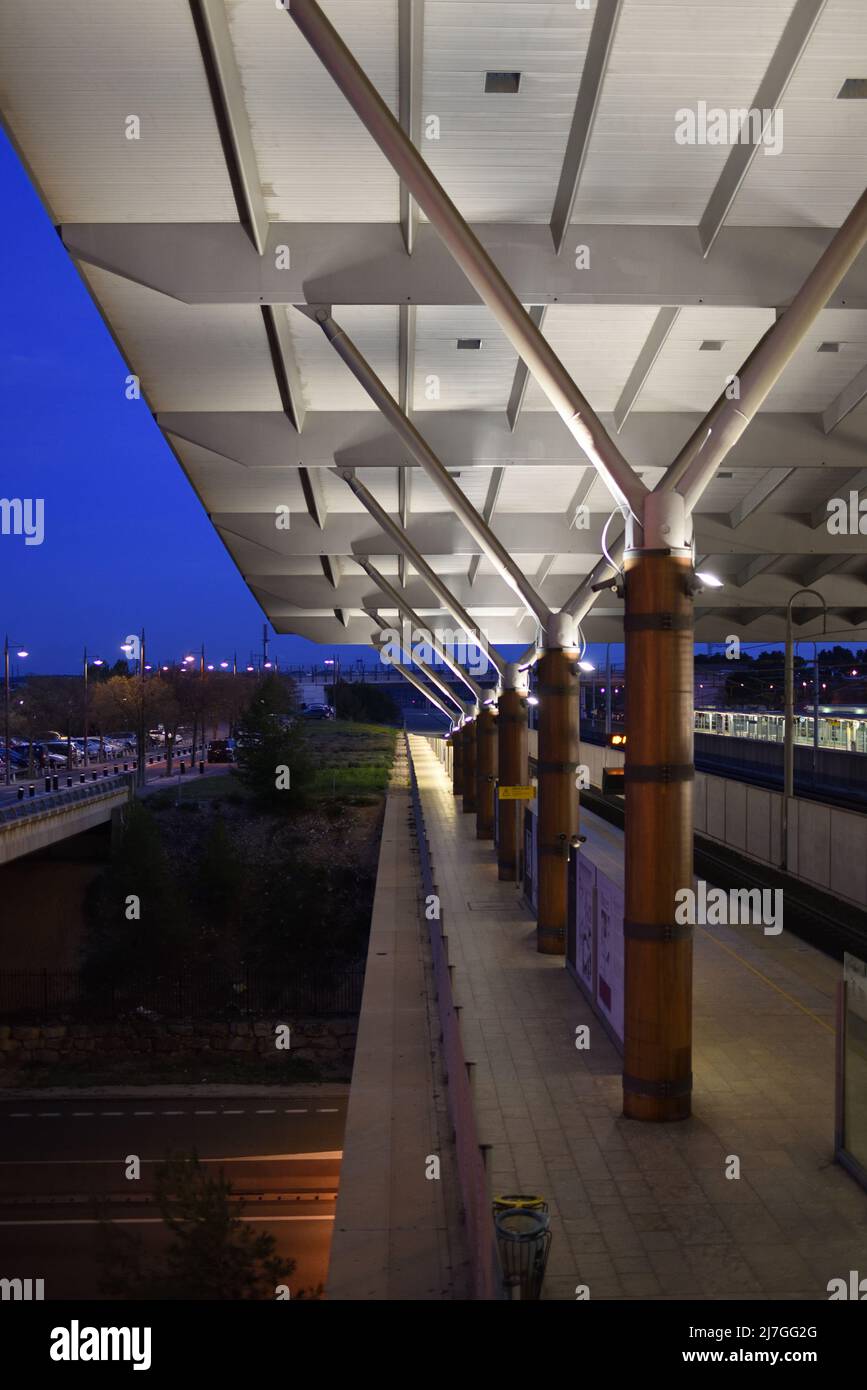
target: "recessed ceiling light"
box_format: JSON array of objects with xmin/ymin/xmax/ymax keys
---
[
  {"xmin": 818, "ymin": 341, "xmax": 840, "ymax": 352},
  {"xmin": 485, "ymin": 71, "xmax": 521, "ymax": 94},
  {"xmin": 717, "ymin": 471, "xmax": 734, "ymax": 479},
  {"xmin": 838, "ymin": 78, "xmax": 867, "ymax": 99},
  {"xmin": 457, "ymin": 338, "xmax": 482, "ymax": 350},
  {"xmin": 699, "ymin": 340, "xmax": 724, "ymax": 351}
]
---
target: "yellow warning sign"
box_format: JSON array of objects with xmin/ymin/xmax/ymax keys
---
[{"xmin": 498, "ymin": 784, "xmax": 536, "ymax": 800}]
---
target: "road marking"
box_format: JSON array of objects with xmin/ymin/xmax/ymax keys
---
[
  {"xmin": 162, "ymin": 1110, "xmax": 184, "ymax": 1115},
  {"xmin": 194, "ymin": 1110, "xmax": 217, "ymax": 1115},
  {"xmin": 223, "ymin": 1109, "xmax": 243, "ymax": 1115},
  {"xmin": 284, "ymin": 1109, "xmax": 306, "ymax": 1114},
  {"xmin": 0, "ymin": 1215, "xmax": 336, "ymax": 1227},
  {"xmin": 9, "ymin": 1113, "xmax": 31, "ymax": 1118},
  {"xmin": 100, "ymin": 1111, "xmax": 123, "ymax": 1116},
  {"xmin": 72, "ymin": 1112, "xmax": 94, "ymax": 1118},
  {"xmin": 37, "ymin": 1112, "xmax": 61, "ymax": 1117},
  {"xmin": 255, "ymin": 1109, "xmax": 276, "ymax": 1114},
  {"xmin": 0, "ymin": 1150, "xmax": 342, "ymax": 1166},
  {"xmin": 133, "ymin": 1111, "xmax": 154, "ymax": 1116},
  {"xmin": 316, "ymin": 1108, "xmax": 339, "ymax": 1113}
]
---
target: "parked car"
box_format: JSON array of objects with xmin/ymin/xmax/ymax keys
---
[
  {"xmin": 301, "ymin": 704, "xmax": 335, "ymax": 721},
  {"xmin": 207, "ymin": 739, "xmax": 236, "ymax": 763}
]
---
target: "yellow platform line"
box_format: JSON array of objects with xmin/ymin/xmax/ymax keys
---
[{"xmin": 697, "ymin": 927, "xmax": 834, "ymax": 1034}]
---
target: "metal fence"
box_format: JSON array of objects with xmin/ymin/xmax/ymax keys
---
[
  {"xmin": 0, "ymin": 962, "xmax": 365, "ymax": 1020},
  {"xmin": 405, "ymin": 733, "xmax": 504, "ymax": 1301}
]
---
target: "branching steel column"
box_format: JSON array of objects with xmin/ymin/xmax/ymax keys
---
[
  {"xmin": 536, "ymin": 618, "xmax": 581, "ymax": 955},
  {"xmin": 497, "ymin": 666, "xmax": 529, "ymax": 881},
  {"xmin": 284, "ymin": 0, "xmax": 647, "ymax": 518},
  {"xmin": 452, "ymin": 722, "xmax": 464, "ymax": 797},
  {"xmin": 475, "ymin": 706, "xmax": 498, "ymax": 840},
  {"xmin": 298, "ymin": 306, "xmax": 551, "ymax": 625},
  {"xmin": 462, "ymin": 714, "xmax": 477, "ymax": 815},
  {"xmin": 622, "ymin": 550, "xmax": 694, "ymax": 1121},
  {"xmin": 339, "ymin": 468, "xmax": 504, "ymax": 676}
]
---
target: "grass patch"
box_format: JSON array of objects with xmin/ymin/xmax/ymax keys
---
[{"xmin": 305, "ymin": 722, "xmax": 396, "ymax": 799}]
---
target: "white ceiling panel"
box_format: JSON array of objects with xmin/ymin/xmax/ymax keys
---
[
  {"xmin": 413, "ymin": 306, "xmax": 519, "ymax": 410},
  {"xmin": 228, "ymin": 0, "xmax": 399, "ymax": 221},
  {"xmin": 496, "ymin": 465, "xmax": 578, "ymax": 513},
  {"xmin": 0, "ymin": 0, "xmax": 237, "ymax": 222},
  {"xmin": 729, "ymin": 0, "xmax": 867, "ymax": 228},
  {"xmin": 639, "ymin": 307, "xmax": 775, "ymax": 412},
  {"xmin": 79, "ymin": 266, "xmax": 282, "ymax": 411},
  {"xmin": 763, "ymin": 308, "xmax": 867, "ymax": 410},
  {"xmin": 573, "ymin": 0, "xmax": 798, "ymax": 224},
  {"xmin": 421, "ymin": 1, "xmax": 592, "ymax": 222},
  {"xmin": 522, "ymin": 305, "xmax": 664, "ymax": 412}
]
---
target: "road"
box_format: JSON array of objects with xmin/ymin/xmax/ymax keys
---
[{"xmin": 0, "ymin": 1093, "xmax": 346, "ymax": 1298}]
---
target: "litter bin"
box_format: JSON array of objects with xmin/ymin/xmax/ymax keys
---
[{"xmin": 494, "ymin": 1204, "xmax": 552, "ymax": 1300}]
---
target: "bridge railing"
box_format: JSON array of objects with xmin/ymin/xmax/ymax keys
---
[
  {"xmin": 405, "ymin": 733, "xmax": 504, "ymax": 1301},
  {"xmin": 0, "ymin": 773, "xmax": 134, "ymax": 827}
]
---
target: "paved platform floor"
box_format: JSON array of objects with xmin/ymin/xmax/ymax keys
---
[{"xmin": 410, "ymin": 735, "xmax": 867, "ymax": 1301}]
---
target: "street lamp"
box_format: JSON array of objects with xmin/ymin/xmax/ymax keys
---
[
  {"xmin": 4, "ymin": 636, "xmax": 29, "ymax": 785},
  {"xmin": 82, "ymin": 649, "xmax": 104, "ymax": 768}
]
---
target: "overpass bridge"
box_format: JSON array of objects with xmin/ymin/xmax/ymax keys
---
[
  {"xmin": 0, "ymin": 775, "xmax": 133, "ymax": 868},
  {"xmin": 3, "ymin": 0, "xmax": 867, "ymax": 1304}
]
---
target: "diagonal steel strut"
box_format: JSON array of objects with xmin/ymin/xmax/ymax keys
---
[
  {"xmin": 296, "ymin": 305, "xmax": 551, "ymax": 627},
  {"xmin": 283, "ymin": 0, "xmax": 647, "ymax": 519},
  {"xmin": 338, "ymin": 468, "xmax": 505, "ymax": 677}
]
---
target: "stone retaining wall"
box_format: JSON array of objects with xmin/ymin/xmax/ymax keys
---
[{"xmin": 0, "ymin": 1019, "xmax": 357, "ymax": 1074}]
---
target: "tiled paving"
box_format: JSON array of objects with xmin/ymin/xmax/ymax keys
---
[{"xmin": 410, "ymin": 735, "xmax": 867, "ymax": 1301}]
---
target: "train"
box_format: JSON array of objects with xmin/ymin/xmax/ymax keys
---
[{"xmin": 694, "ymin": 707, "xmax": 867, "ymax": 754}]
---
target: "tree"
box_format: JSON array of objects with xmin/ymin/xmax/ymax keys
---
[
  {"xmin": 97, "ymin": 1153, "xmax": 303, "ymax": 1300},
  {"xmin": 234, "ymin": 675, "xmax": 313, "ymax": 809},
  {"xmin": 331, "ymin": 679, "xmax": 399, "ymax": 725}
]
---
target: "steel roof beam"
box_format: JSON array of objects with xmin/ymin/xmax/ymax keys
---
[
  {"xmin": 550, "ymin": 0, "xmax": 624, "ymax": 253},
  {"xmin": 160, "ymin": 410, "xmax": 867, "ymax": 474},
  {"xmin": 698, "ymin": 0, "xmax": 828, "ymax": 257},
  {"xmin": 59, "ymin": 221, "xmax": 867, "ymax": 310}
]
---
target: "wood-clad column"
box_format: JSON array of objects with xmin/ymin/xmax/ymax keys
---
[
  {"xmin": 452, "ymin": 724, "xmax": 464, "ymax": 797},
  {"xmin": 536, "ymin": 635, "xmax": 580, "ymax": 955},
  {"xmin": 462, "ymin": 718, "xmax": 477, "ymax": 814},
  {"xmin": 622, "ymin": 551, "xmax": 694, "ymax": 1121},
  {"xmin": 497, "ymin": 678, "xmax": 528, "ymax": 881},
  {"xmin": 475, "ymin": 706, "xmax": 498, "ymax": 840}
]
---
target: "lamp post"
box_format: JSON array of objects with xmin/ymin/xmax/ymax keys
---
[
  {"xmin": 784, "ymin": 590, "xmax": 826, "ymax": 868},
  {"xmin": 82, "ymin": 649, "xmax": 105, "ymax": 768},
  {"xmin": 4, "ymin": 637, "xmax": 29, "ymax": 785}
]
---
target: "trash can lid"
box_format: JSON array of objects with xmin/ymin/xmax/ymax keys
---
[
  {"xmin": 495, "ymin": 1208, "xmax": 549, "ymax": 1240},
  {"xmin": 493, "ymin": 1193, "xmax": 546, "ymax": 1211}
]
